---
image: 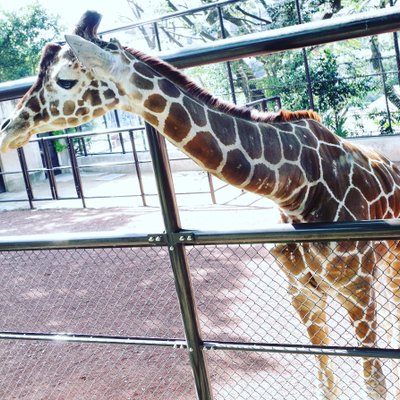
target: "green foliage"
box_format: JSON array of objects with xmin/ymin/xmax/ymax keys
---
[
  {"xmin": 0, "ymin": 3, "xmax": 62, "ymax": 82},
  {"xmin": 368, "ymin": 110, "xmax": 400, "ymax": 135},
  {"xmin": 310, "ymin": 48, "xmax": 372, "ymax": 134}
]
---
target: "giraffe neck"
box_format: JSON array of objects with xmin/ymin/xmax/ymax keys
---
[{"xmin": 121, "ymin": 51, "xmax": 324, "ymax": 220}]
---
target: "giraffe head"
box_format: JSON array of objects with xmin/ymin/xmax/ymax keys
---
[{"xmin": 0, "ymin": 11, "xmax": 133, "ymax": 152}]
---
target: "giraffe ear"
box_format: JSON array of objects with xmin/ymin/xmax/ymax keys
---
[
  {"xmin": 74, "ymin": 10, "xmax": 102, "ymax": 40},
  {"xmin": 65, "ymin": 34, "xmax": 114, "ymax": 75}
]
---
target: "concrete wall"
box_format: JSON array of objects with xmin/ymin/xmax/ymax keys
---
[{"xmin": 348, "ymin": 135, "xmax": 400, "ymax": 164}]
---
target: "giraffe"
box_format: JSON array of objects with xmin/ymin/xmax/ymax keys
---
[{"xmin": 1, "ymin": 10, "xmax": 400, "ymax": 399}]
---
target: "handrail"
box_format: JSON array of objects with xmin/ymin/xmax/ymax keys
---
[
  {"xmin": 100, "ymin": 0, "xmax": 244, "ymax": 36},
  {"xmin": 1, "ymin": 7, "xmax": 400, "ymax": 101}
]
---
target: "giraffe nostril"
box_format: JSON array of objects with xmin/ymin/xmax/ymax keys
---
[{"xmin": 1, "ymin": 119, "xmax": 11, "ymax": 131}]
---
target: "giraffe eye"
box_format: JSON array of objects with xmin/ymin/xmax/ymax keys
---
[{"xmin": 56, "ymin": 78, "xmax": 78, "ymax": 90}]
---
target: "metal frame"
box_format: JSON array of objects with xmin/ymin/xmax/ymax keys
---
[{"xmin": 1, "ymin": 6, "xmax": 400, "ymax": 400}]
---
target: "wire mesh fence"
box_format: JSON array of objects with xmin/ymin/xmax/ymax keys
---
[{"xmin": 0, "ymin": 238, "xmax": 400, "ymax": 399}]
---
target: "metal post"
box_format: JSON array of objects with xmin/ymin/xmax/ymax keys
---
[
  {"xmin": 389, "ymin": 0, "xmax": 400, "ymax": 85},
  {"xmin": 153, "ymin": 22, "xmax": 162, "ymax": 51},
  {"xmin": 295, "ymin": 0, "xmax": 315, "ymax": 109},
  {"xmin": 113, "ymin": 110, "xmax": 126, "ymax": 154},
  {"xmin": 81, "ymin": 137, "xmax": 88, "ymax": 157},
  {"xmin": 17, "ymin": 148, "xmax": 34, "ymax": 209},
  {"xmin": 66, "ymin": 136, "xmax": 86, "ymax": 208},
  {"xmin": 217, "ymin": 6, "xmax": 237, "ymax": 104},
  {"xmin": 40, "ymin": 138, "xmax": 59, "ymax": 200},
  {"xmin": 129, "ymin": 130, "xmax": 147, "ymax": 207},
  {"xmin": 207, "ymin": 172, "xmax": 216, "ymax": 204},
  {"xmin": 145, "ymin": 123, "xmax": 213, "ymax": 400}
]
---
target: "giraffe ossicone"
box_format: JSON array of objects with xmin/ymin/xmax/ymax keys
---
[{"xmin": 1, "ymin": 10, "xmax": 400, "ymax": 399}]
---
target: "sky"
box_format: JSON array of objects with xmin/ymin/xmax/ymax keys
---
[{"xmin": 0, "ymin": 0, "xmax": 161, "ymax": 33}]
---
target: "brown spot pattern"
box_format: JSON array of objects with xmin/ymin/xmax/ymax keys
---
[
  {"xmin": 260, "ymin": 125, "xmax": 281, "ymax": 165},
  {"xmin": 26, "ymin": 96, "xmax": 41, "ymax": 113},
  {"xmin": 159, "ymin": 79, "xmax": 180, "ymax": 98},
  {"xmin": 352, "ymin": 164, "xmax": 379, "ymax": 202},
  {"xmin": 67, "ymin": 117, "xmax": 79, "ymax": 125},
  {"xmin": 93, "ymin": 108, "xmax": 105, "ymax": 118},
  {"xmin": 50, "ymin": 101, "xmax": 60, "ymax": 116},
  {"xmin": 275, "ymin": 163, "xmax": 305, "ymax": 199},
  {"xmin": 183, "ymin": 96, "xmax": 207, "ymax": 127},
  {"xmin": 245, "ymin": 164, "xmax": 276, "ymax": 195},
  {"xmin": 134, "ymin": 62, "xmax": 157, "ymax": 78},
  {"xmin": 76, "ymin": 107, "xmax": 90, "ymax": 117},
  {"xmin": 83, "ymin": 89, "xmax": 102, "ymax": 106},
  {"xmin": 208, "ymin": 110, "xmax": 236, "ymax": 146},
  {"xmin": 144, "ymin": 94, "xmax": 167, "ymax": 113},
  {"xmin": 280, "ymin": 132, "xmax": 301, "ymax": 161},
  {"xmin": 143, "ymin": 112, "xmax": 159, "ymax": 127},
  {"xmin": 103, "ymin": 88, "xmax": 115, "ymax": 99},
  {"xmin": 304, "ymin": 183, "xmax": 339, "ymax": 221},
  {"xmin": 320, "ymin": 144, "xmax": 349, "ymax": 200},
  {"xmin": 221, "ymin": 149, "xmax": 251, "ymax": 186},
  {"xmin": 300, "ymin": 147, "xmax": 320, "ymax": 182},
  {"xmin": 184, "ymin": 131, "xmax": 223, "ymax": 170},
  {"xmin": 63, "ymin": 101, "xmax": 75, "ymax": 116},
  {"xmin": 20, "ymin": 111, "xmax": 30, "ymax": 121},
  {"xmin": 237, "ymin": 119, "xmax": 262, "ymax": 159},
  {"xmin": 164, "ymin": 103, "xmax": 191, "ymax": 142},
  {"xmin": 295, "ymin": 126, "xmax": 318, "ymax": 148},
  {"xmin": 130, "ymin": 73, "xmax": 154, "ymax": 90}
]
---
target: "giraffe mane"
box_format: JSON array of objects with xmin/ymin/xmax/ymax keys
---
[{"xmin": 125, "ymin": 47, "xmax": 321, "ymax": 124}]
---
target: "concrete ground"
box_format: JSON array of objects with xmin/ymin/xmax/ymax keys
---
[{"xmin": 0, "ymin": 169, "xmax": 281, "ymax": 234}]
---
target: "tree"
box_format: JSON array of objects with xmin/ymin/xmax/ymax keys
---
[{"xmin": 0, "ymin": 3, "xmax": 62, "ymax": 82}]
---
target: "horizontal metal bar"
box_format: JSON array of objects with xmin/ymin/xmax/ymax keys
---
[
  {"xmin": 1, "ymin": 220, "xmax": 400, "ymax": 251},
  {"xmin": 0, "ymin": 331, "xmax": 187, "ymax": 348},
  {"xmin": 2, "ymin": 331, "xmax": 398, "ymax": 360},
  {"xmin": 2, "ymin": 7, "xmax": 399, "ymax": 101},
  {"xmin": 202, "ymin": 340, "xmax": 400, "ymax": 360},
  {"xmin": 100, "ymin": 0, "xmax": 242, "ymax": 36},
  {"xmin": 31, "ymin": 125, "xmax": 145, "ymax": 142},
  {"xmin": 167, "ymin": 7, "xmax": 400, "ymax": 68},
  {"xmin": 184, "ymin": 219, "xmax": 400, "ymax": 245},
  {"xmin": 0, "ymin": 231, "xmax": 158, "ymax": 251}
]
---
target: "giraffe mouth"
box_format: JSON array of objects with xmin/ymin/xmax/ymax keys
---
[{"xmin": 0, "ymin": 128, "xmax": 32, "ymax": 152}]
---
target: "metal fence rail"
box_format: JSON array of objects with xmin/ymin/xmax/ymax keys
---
[{"xmin": 1, "ymin": 222, "xmax": 400, "ymax": 399}]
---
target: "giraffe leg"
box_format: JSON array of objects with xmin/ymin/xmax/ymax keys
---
[
  {"xmin": 338, "ymin": 279, "xmax": 387, "ymax": 399},
  {"xmin": 272, "ymin": 243, "xmax": 339, "ymax": 398},
  {"xmin": 382, "ymin": 254, "xmax": 400, "ymax": 399},
  {"xmin": 288, "ymin": 276, "xmax": 340, "ymax": 399}
]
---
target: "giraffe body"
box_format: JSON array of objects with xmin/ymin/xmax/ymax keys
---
[{"xmin": 1, "ymin": 11, "xmax": 400, "ymax": 399}]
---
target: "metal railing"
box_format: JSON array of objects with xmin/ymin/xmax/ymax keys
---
[
  {"xmin": 2, "ymin": 126, "xmax": 220, "ymax": 209},
  {"xmin": 1, "ymin": 6, "xmax": 400, "ymax": 400}
]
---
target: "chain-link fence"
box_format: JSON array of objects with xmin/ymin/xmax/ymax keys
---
[{"xmin": 1, "ymin": 232, "xmax": 400, "ymax": 399}]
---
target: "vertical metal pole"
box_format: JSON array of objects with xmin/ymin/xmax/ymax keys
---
[
  {"xmin": 390, "ymin": 0, "xmax": 400, "ymax": 85},
  {"xmin": 81, "ymin": 138, "xmax": 88, "ymax": 157},
  {"xmin": 153, "ymin": 22, "xmax": 162, "ymax": 52},
  {"xmin": 380, "ymin": 59, "xmax": 393, "ymax": 133},
  {"xmin": 145, "ymin": 123, "xmax": 213, "ymax": 400},
  {"xmin": 207, "ymin": 172, "xmax": 216, "ymax": 204},
  {"xmin": 41, "ymin": 138, "xmax": 59, "ymax": 200},
  {"xmin": 114, "ymin": 111, "xmax": 126, "ymax": 154},
  {"xmin": 67, "ymin": 137, "xmax": 86, "ymax": 208},
  {"xmin": 17, "ymin": 148, "xmax": 34, "ymax": 209},
  {"xmin": 107, "ymin": 134, "xmax": 113, "ymax": 153},
  {"xmin": 129, "ymin": 130, "xmax": 147, "ymax": 207},
  {"xmin": 295, "ymin": 0, "xmax": 315, "ymax": 110},
  {"xmin": 217, "ymin": 6, "xmax": 237, "ymax": 104}
]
